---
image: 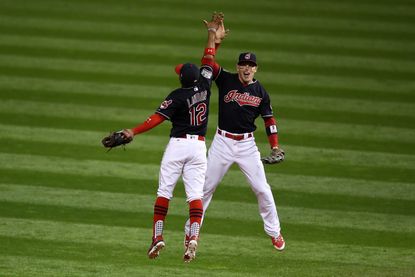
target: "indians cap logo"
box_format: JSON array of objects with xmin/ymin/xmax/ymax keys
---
[
  {"xmin": 224, "ymin": 90, "xmax": 261, "ymax": 107},
  {"xmin": 160, "ymin": 99, "xmax": 172, "ymax": 109},
  {"xmin": 245, "ymin": 53, "xmax": 251, "ymax": 59}
]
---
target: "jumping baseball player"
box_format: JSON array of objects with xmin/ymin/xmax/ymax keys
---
[
  {"xmin": 184, "ymin": 22, "xmax": 286, "ymax": 251},
  {"xmin": 102, "ymin": 13, "xmax": 225, "ymax": 262}
]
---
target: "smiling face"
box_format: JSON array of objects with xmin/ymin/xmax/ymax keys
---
[{"xmin": 237, "ymin": 61, "xmax": 257, "ymax": 85}]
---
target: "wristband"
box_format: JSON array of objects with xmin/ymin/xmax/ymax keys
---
[
  {"xmin": 207, "ymin": 27, "xmax": 217, "ymax": 33},
  {"xmin": 204, "ymin": 47, "xmax": 216, "ymax": 56},
  {"xmin": 266, "ymin": 124, "xmax": 278, "ymax": 136}
]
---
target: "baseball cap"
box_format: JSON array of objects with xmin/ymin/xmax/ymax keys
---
[
  {"xmin": 238, "ymin": 52, "xmax": 257, "ymax": 66},
  {"xmin": 175, "ymin": 63, "xmax": 200, "ymax": 86}
]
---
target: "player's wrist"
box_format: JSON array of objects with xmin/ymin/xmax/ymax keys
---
[{"xmin": 204, "ymin": 47, "xmax": 216, "ymax": 56}]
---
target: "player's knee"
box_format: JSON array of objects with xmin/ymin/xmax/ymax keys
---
[
  {"xmin": 253, "ymin": 186, "xmax": 272, "ymax": 198},
  {"xmin": 187, "ymin": 195, "xmax": 203, "ymax": 203},
  {"xmin": 157, "ymin": 190, "xmax": 173, "ymax": 200}
]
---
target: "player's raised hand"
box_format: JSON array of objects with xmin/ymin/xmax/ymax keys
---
[
  {"xmin": 203, "ymin": 11, "xmax": 221, "ymax": 32},
  {"xmin": 212, "ymin": 11, "xmax": 224, "ymax": 24},
  {"xmin": 211, "ymin": 11, "xmax": 229, "ymax": 44},
  {"xmin": 203, "ymin": 12, "xmax": 229, "ymax": 43},
  {"xmin": 215, "ymin": 18, "xmax": 229, "ymax": 44}
]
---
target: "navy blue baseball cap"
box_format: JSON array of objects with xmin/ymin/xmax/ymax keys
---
[
  {"xmin": 238, "ymin": 52, "xmax": 257, "ymax": 66},
  {"xmin": 175, "ymin": 63, "xmax": 200, "ymax": 86}
]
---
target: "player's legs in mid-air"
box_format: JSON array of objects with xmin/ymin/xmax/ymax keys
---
[
  {"xmin": 181, "ymin": 139, "xmax": 206, "ymax": 262},
  {"xmin": 184, "ymin": 133, "xmax": 234, "ymax": 245},
  {"xmin": 148, "ymin": 138, "xmax": 187, "ymax": 259},
  {"xmin": 236, "ymin": 140, "xmax": 285, "ymax": 250}
]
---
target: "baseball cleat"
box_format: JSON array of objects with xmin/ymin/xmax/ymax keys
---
[
  {"xmin": 271, "ymin": 234, "xmax": 285, "ymax": 251},
  {"xmin": 183, "ymin": 238, "xmax": 198, "ymax": 263},
  {"xmin": 147, "ymin": 237, "xmax": 165, "ymax": 259}
]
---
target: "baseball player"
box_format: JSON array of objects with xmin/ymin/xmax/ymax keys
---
[
  {"xmin": 184, "ymin": 30, "xmax": 286, "ymax": 250},
  {"xmin": 111, "ymin": 13, "xmax": 224, "ymax": 263}
]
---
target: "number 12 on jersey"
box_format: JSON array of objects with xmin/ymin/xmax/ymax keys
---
[{"xmin": 189, "ymin": 103, "xmax": 207, "ymax": 126}]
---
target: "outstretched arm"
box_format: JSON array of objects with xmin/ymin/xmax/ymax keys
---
[
  {"xmin": 201, "ymin": 12, "xmax": 227, "ymax": 75},
  {"xmin": 201, "ymin": 12, "xmax": 221, "ymax": 67},
  {"xmin": 101, "ymin": 113, "xmax": 166, "ymax": 149},
  {"xmin": 123, "ymin": 113, "xmax": 166, "ymax": 139}
]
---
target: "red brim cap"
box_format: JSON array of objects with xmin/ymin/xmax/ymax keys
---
[{"xmin": 175, "ymin": 64, "xmax": 184, "ymax": 75}]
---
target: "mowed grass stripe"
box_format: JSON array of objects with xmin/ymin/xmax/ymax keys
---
[
  {"xmin": 2, "ymin": 43, "xmax": 415, "ymax": 84},
  {"xmin": 1, "ymin": 218, "xmax": 414, "ymax": 269},
  {"xmin": 0, "ymin": 55, "xmax": 177, "ymax": 80},
  {"xmin": 2, "ymin": 122, "xmax": 415, "ymax": 157},
  {"xmin": 1, "ymin": 94, "xmax": 414, "ymax": 130},
  {"xmin": 1, "ymin": 34, "xmax": 414, "ymax": 79},
  {"xmin": 2, "ymin": 126, "xmax": 415, "ymax": 172},
  {"xmin": 283, "ymin": 119, "xmax": 415, "ymax": 144},
  {"xmin": 2, "ymin": 36, "xmax": 415, "ymax": 77},
  {"xmin": 3, "ymin": 133, "xmax": 415, "ymax": 174},
  {"xmin": 0, "ymin": 76, "xmax": 175, "ymax": 101},
  {"xmin": 0, "ymin": 75, "xmax": 413, "ymax": 109},
  {"xmin": 2, "ymin": 241, "xmax": 413, "ymax": 277},
  {"xmin": 0, "ymin": 19, "xmax": 413, "ymax": 61},
  {"xmin": 1, "ymin": 251, "xmax": 412, "ymax": 277},
  {"xmin": 2, "ymin": 110, "xmax": 415, "ymax": 156},
  {"xmin": 1, "ymin": 63, "xmax": 413, "ymax": 105},
  {"xmin": 3, "ymin": 167, "xmax": 414, "ymax": 202},
  {"xmin": 1, "ymin": 0, "xmax": 414, "ymax": 26},
  {"xmin": 1, "ymin": 153, "xmax": 414, "ymax": 214},
  {"xmin": 2, "ymin": 1, "xmax": 415, "ymax": 34},
  {"xmin": 0, "ymin": 200, "xmax": 413, "ymax": 250},
  {"xmin": 2, "ymin": 124, "xmax": 415, "ymax": 184},
  {"xmin": 2, "ymin": 53, "xmax": 414, "ymax": 95},
  {"xmin": 0, "ymin": 256, "xmax": 222, "ymax": 277},
  {"xmin": 3, "ymin": 6, "xmax": 414, "ymax": 42},
  {"xmin": 2, "ymin": 81, "xmax": 414, "ymax": 119},
  {"xmin": 1, "ymin": 183, "xmax": 414, "ymax": 233},
  {"xmin": 0, "ymin": 64, "xmax": 177, "ymax": 87}
]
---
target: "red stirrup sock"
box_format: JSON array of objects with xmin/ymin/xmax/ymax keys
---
[
  {"xmin": 189, "ymin": 199, "xmax": 203, "ymax": 240},
  {"xmin": 152, "ymin": 196, "xmax": 169, "ymax": 240}
]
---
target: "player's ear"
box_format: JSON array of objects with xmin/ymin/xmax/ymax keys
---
[{"xmin": 252, "ymin": 66, "xmax": 258, "ymax": 73}]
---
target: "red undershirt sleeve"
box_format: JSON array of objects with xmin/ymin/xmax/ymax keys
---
[
  {"xmin": 264, "ymin": 116, "xmax": 279, "ymax": 149},
  {"xmin": 131, "ymin": 113, "xmax": 166, "ymax": 135}
]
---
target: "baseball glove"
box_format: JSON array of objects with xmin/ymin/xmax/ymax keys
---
[
  {"xmin": 261, "ymin": 147, "xmax": 285, "ymax": 164},
  {"xmin": 101, "ymin": 130, "xmax": 132, "ymax": 150}
]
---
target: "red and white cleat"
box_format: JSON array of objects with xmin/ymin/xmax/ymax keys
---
[
  {"xmin": 271, "ymin": 234, "xmax": 285, "ymax": 251},
  {"xmin": 148, "ymin": 237, "xmax": 165, "ymax": 259},
  {"xmin": 183, "ymin": 236, "xmax": 198, "ymax": 263}
]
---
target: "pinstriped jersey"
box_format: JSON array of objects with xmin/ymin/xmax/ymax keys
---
[
  {"xmin": 215, "ymin": 68, "xmax": 273, "ymax": 133},
  {"xmin": 156, "ymin": 65, "xmax": 214, "ymax": 137}
]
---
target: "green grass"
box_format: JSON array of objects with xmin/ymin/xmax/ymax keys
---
[{"xmin": 1, "ymin": 0, "xmax": 415, "ymax": 276}]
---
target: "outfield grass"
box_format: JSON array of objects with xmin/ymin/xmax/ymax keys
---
[{"xmin": 1, "ymin": 0, "xmax": 414, "ymax": 276}]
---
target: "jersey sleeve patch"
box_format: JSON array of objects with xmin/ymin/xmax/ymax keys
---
[
  {"xmin": 201, "ymin": 68, "xmax": 213, "ymax": 80},
  {"xmin": 159, "ymin": 99, "xmax": 173, "ymax": 109}
]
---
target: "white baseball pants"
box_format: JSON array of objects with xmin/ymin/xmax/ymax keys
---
[
  {"xmin": 157, "ymin": 136, "xmax": 207, "ymax": 202},
  {"xmin": 186, "ymin": 130, "xmax": 281, "ymax": 237}
]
